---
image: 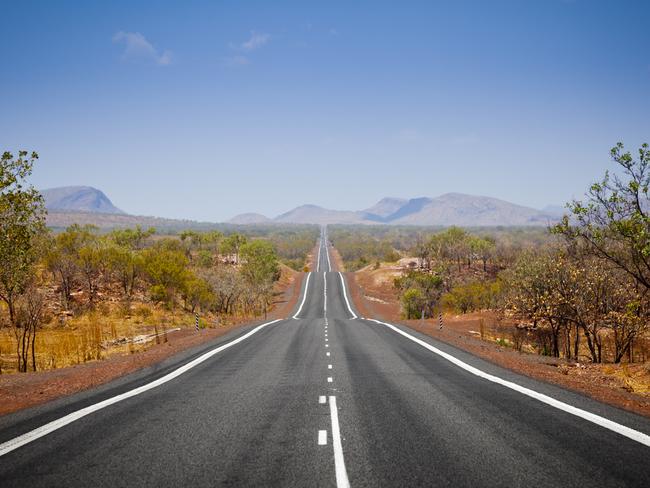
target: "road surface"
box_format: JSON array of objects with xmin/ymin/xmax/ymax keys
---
[{"xmin": 1, "ymin": 228, "xmax": 649, "ymax": 486}]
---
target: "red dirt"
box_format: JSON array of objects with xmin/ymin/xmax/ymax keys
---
[
  {"xmin": 0, "ymin": 271, "xmax": 304, "ymax": 417},
  {"xmin": 350, "ymin": 268, "xmax": 650, "ymax": 418},
  {"xmin": 329, "ymin": 246, "xmax": 344, "ymax": 273}
]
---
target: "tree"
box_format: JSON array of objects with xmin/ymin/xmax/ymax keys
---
[
  {"xmin": 240, "ymin": 240, "xmax": 280, "ymax": 285},
  {"xmin": 12, "ymin": 286, "xmax": 46, "ymax": 372},
  {"xmin": 105, "ymin": 244, "xmax": 142, "ymax": 299},
  {"xmin": 0, "ymin": 150, "xmax": 46, "ymax": 371},
  {"xmin": 394, "ymin": 270, "xmax": 445, "ymax": 319},
  {"xmin": 181, "ymin": 276, "xmax": 213, "ymax": 313},
  {"xmin": 45, "ymin": 224, "xmax": 97, "ymax": 308},
  {"xmin": 222, "ymin": 233, "xmax": 247, "ymax": 264},
  {"xmin": 504, "ymin": 251, "xmax": 568, "ymax": 357},
  {"xmin": 77, "ymin": 235, "xmax": 106, "ymax": 304},
  {"xmin": 110, "ymin": 226, "xmax": 155, "ymax": 250},
  {"xmin": 553, "ymin": 142, "xmax": 650, "ymax": 291},
  {"xmin": 401, "ymin": 288, "xmax": 425, "ymax": 319},
  {"xmin": 200, "ymin": 266, "xmax": 244, "ymax": 315},
  {"xmin": 142, "ymin": 243, "xmax": 190, "ymax": 306},
  {"xmin": 240, "ymin": 240, "xmax": 280, "ymax": 316},
  {"xmin": 471, "ymin": 236, "xmax": 496, "ymax": 272},
  {"xmin": 440, "ymin": 227, "xmax": 470, "ymax": 272}
]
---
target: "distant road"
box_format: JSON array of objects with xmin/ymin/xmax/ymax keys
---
[{"xmin": 1, "ymin": 230, "xmax": 649, "ymax": 486}]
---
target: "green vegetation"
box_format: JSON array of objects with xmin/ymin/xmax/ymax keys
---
[
  {"xmin": 0, "ymin": 151, "xmax": 46, "ymax": 372},
  {"xmin": 391, "ymin": 143, "xmax": 650, "ymax": 364},
  {"xmin": 0, "ymin": 152, "xmax": 320, "ymax": 373},
  {"xmin": 328, "ymin": 228, "xmax": 401, "ymax": 270},
  {"xmin": 394, "ymin": 271, "xmax": 444, "ymax": 319}
]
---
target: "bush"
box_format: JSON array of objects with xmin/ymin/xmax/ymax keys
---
[
  {"xmin": 441, "ymin": 280, "xmax": 503, "ymax": 314},
  {"xmin": 402, "ymin": 288, "xmax": 425, "ymax": 319}
]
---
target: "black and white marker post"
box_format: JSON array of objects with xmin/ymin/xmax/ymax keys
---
[
  {"xmin": 195, "ymin": 312, "xmax": 199, "ymax": 332},
  {"xmin": 438, "ymin": 312, "xmax": 443, "ymax": 330}
]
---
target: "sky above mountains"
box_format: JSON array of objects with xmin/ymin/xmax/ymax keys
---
[{"xmin": 2, "ymin": 0, "xmax": 649, "ymax": 221}]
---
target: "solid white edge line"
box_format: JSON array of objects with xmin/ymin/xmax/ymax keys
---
[
  {"xmin": 0, "ymin": 318, "xmax": 283, "ymax": 457},
  {"xmin": 326, "ymin": 240, "xmax": 332, "ymax": 272},
  {"xmin": 338, "ymin": 272, "xmax": 357, "ymax": 319},
  {"xmin": 317, "ymin": 237, "xmax": 322, "ymax": 273},
  {"xmin": 292, "ymin": 272, "xmax": 312, "ymax": 320},
  {"xmin": 366, "ymin": 318, "xmax": 650, "ymax": 448},
  {"xmin": 329, "ymin": 396, "xmax": 350, "ymax": 488},
  {"xmin": 323, "ymin": 271, "xmax": 327, "ymax": 316}
]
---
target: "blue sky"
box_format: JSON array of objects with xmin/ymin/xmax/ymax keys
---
[{"xmin": 2, "ymin": 0, "xmax": 649, "ymax": 221}]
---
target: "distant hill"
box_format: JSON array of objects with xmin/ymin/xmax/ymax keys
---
[
  {"xmin": 274, "ymin": 204, "xmax": 363, "ymax": 225},
  {"xmin": 228, "ymin": 213, "xmax": 272, "ymax": 224},
  {"xmin": 387, "ymin": 193, "xmax": 555, "ymax": 226},
  {"xmin": 41, "ymin": 186, "xmax": 124, "ymax": 214},
  {"xmin": 362, "ymin": 197, "xmax": 409, "ymax": 220},
  {"xmin": 234, "ymin": 193, "xmax": 559, "ymax": 226}
]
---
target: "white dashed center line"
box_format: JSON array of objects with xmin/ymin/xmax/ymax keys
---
[{"xmin": 318, "ymin": 430, "xmax": 328, "ymax": 445}]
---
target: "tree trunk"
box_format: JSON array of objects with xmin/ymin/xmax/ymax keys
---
[
  {"xmin": 31, "ymin": 323, "xmax": 37, "ymax": 371},
  {"xmin": 583, "ymin": 327, "xmax": 599, "ymax": 363}
]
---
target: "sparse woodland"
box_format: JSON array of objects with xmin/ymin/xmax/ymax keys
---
[
  {"xmin": 0, "ymin": 150, "xmax": 318, "ymax": 373},
  {"xmin": 332, "ymin": 144, "xmax": 650, "ymax": 367}
]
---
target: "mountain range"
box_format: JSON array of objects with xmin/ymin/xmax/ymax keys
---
[
  {"xmin": 230, "ymin": 193, "xmax": 560, "ymax": 226},
  {"xmin": 40, "ymin": 186, "xmax": 561, "ymax": 227}
]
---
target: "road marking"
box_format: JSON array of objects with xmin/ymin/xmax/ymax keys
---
[
  {"xmin": 326, "ymin": 344, "xmax": 329, "ymax": 348},
  {"xmin": 319, "ymin": 395, "xmax": 326, "ymax": 404},
  {"xmin": 338, "ymin": 272, "xmax": 357, "ymax": 319},
  {"xmin": 323, "ymin": 271, "xmax": 327, "ymax": 316},
  {"xmin": 323, "ymin": 230, "xmax": 332, "ymax": 272},
  {"xmin": 318, "ymin": 430, "xmax": 328, "ymax": 445},
  {"xmin": 326, "ymin": 352, "xmax": 330, "ymax": 356},
  {"xmin": 328, "ymin": 364, "xmax": 333, "ymax": 369},
  {"xmin": 366, "ymin": 318, "xmax": 650, "ymax": 448},
  {"xmin": 293, "ymin": 272, "xmax": 311, "ymax": 320},
  {"xmin": 325, "ymin": 338, "xmax": 328, "ymax": 342},
  {"xmin": 317, "ymin": 237, "xmax": 322, "ymax": 272},
  {"xmin": 326, "ymin": 241, "xmax": 332, "ymax": 272},
  {"xmin": 329, "ymin": 396, "xmax": 350, "ymax": 488},
  {"xmin": 0, "ymin": 318, "xmax": 283, "ymax": 457},
  {"xmin": 328, "ymin": 377, "xmax": 333, "ymax": 383}
]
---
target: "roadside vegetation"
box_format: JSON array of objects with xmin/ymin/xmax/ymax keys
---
[
  {"xmin": 335, "ymin": 143, "xmax": 650, "ymax": 370},
  {"xmin": 0, "ymin": 150, "xmax": 318, "ymax": 374}
]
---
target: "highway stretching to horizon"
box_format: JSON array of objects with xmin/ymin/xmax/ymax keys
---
[{"xmin": 1, "ymin": 228, "xmax": 650, "ymax": 487}]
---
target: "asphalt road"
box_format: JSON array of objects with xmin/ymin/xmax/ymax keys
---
[{"xmin": 1, "ymin": 229, "xmax": 650, "ymax": 487}]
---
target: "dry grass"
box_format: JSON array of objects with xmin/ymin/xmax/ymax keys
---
[
  {"xmin": 0, "ymin": 303, "xmax": 219, "ymax": 374},
  {"xmin": 0, "ymin": 264, "xmax": 297, "ymax": 375}
]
